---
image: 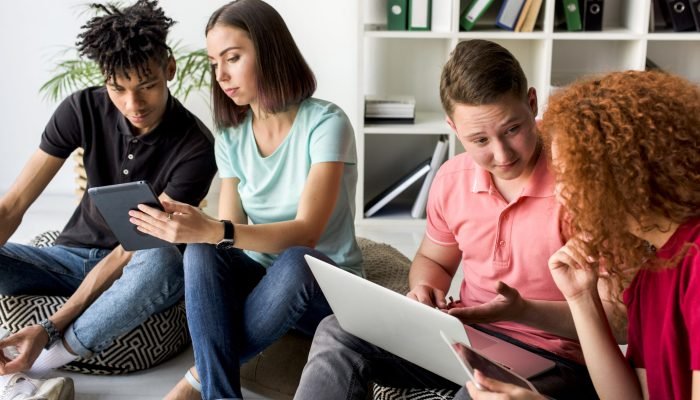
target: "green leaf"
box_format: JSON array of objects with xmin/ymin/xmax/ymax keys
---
[{"xmin": 39, "ymin": 43, "xmax": 211, "ymax": 103}]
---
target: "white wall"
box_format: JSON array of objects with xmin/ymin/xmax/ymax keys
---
[{"xmin": 0, "ymin": 0, "xmax": 358, "ymax": 195}]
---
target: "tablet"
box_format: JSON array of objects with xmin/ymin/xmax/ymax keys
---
[
  {"xmin": 440, "ymin": 331, "xmax": 538, "ymax": 393},
  {"xmin": 88, "ymin": 181, "xmax": 172, "ymax": 251}
]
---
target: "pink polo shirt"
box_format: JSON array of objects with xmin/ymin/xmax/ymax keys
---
[{"xmin": 425, "ymin": 150, "xmax": 584, "ymax": 363}]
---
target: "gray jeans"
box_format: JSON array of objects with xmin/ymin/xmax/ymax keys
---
[{"xmin": 295, "ymin": 315, "xmax": 597, "ymax": 400}]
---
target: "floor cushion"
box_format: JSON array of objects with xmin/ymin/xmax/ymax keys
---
[{"xmin": 0, "ymin": 231, "xmax": 190, "ymax": 375}]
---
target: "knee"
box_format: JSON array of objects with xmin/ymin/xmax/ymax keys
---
[
  {"xmin": 132, "ymin": 246, "xmax": 182, "ymax": 274},
  {"xmin": 275, "ymin": 246, "xmax": 317, "ymax": 276},
  {"xmin": 128, "ymin": 246, "xmax": 184, "ymax": 291},
  {"xmin": 314, "ymin": 315, "xmax": 346, "ymax": 344},
  {"xmin": 277, "ymin": 246, "xmax": 314, "ymax": 262},
  {"xmin": 182, "ymin": 243, "xmax": 217, "ymax": 278},
  {"xmin": 309, "ymin": 315, "xmax": 360, "ymax": 359}
]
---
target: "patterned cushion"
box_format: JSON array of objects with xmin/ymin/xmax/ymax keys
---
[
  {"xmin": 373, "ymin": 386, "xmax": 457, "ymax": 400},
  {"xmin": 27, "ymin": 230, "xmax": 60, "ymax": 248},
  {"xmin": 0, "ymin": 231, "xmax": 190, "ymax": 375},
  {"xmin": 0, "ymin": 296, "xmax": 189, "ymax": 375}
]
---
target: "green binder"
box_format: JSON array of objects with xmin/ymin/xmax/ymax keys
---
[
  {"xmin": 408, "ymin": 0, "xmax": 432, "ymax": 31},
  {"xmin": 460, "ymin": 0, "xmax": 496, "ymax": 31},
  {"xmin": 387, "ymin": 0, "xmax": 408, "ymax": 31},
  {"xmin": 562, "ymin": 0, "xmax": 582, "ymax": 31}
]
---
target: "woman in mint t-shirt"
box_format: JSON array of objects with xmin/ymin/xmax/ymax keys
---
[{"xmin": 129, "ymin": 1, "xmax": 362, "ymax": 398}]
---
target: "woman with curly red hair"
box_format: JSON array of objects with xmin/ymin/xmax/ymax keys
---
[{"xmin": 467, "ymin": 70, "xmax": 700, "ymax": 399}]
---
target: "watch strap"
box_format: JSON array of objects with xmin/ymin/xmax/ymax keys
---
[
  {"xmin": 37, "ymin": 318, "xmax": 61, "ymax": 350},
  {"xmin": 216, "ymin": 220, "xmax": 236, "ymax": 250},
  {"xmin": 222, "ymin": 220, "xmax": 234, "ymax": 241}
]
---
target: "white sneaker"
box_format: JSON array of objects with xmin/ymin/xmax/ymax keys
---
[
  {"xmin": 0, "ymin": 373, "xmax": 74, "ymax": 400},
  {"xmin": 0, "ymin": 373, "xmax": 39, "ymax": 400}
]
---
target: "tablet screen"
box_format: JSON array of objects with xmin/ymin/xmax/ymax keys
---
[
  {"xmin": 88, "ymin": 181, "xmax": 171, "ymax": 251},
  {"xmin": 453, "ymin": 341, "xmax": 533, "ymax": 390}
]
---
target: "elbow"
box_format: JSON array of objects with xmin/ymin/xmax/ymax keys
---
[
  {"xmin": 293, "ymin": 221, "xmax": 322, "ymax": 249},
  {"xmin": 302, "ymin": 236, "xmax": 319, "ymax": 249}
]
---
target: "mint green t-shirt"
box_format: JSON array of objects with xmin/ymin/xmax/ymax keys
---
[{"xmin": 215, "ymin": 98, "xmax": 363, "ymax": 275}]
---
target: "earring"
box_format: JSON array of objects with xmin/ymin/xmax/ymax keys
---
[{"xmin": 644, "ymin": 241, "xmax": 657, "ymax": 254}]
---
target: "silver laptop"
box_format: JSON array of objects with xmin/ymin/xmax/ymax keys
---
[{"xmin": 305, "ymin": 255, "xmax": 555, "ymax": 385}]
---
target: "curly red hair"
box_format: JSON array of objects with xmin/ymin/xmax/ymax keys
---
[{"xmin": 541, "ymin": 70, "xmax": 700, "ymax": 287}]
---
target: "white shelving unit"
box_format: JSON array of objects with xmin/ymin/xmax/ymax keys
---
[{"xmin": 356, "ymin": 0, "xmax": 700, "ymax": 227}]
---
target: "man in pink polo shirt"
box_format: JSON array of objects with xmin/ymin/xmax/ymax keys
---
[{"xmin": 295, "ymin": 40, "xmax": 606, "ymax": 400}]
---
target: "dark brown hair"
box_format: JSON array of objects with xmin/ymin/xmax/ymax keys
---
[
  {"xmin": 541, "ymin": 70, "xmax": 700, "ymax": 292},
  {"xmin": 206, "ymin": 0, "xmax": 316, "ymax": 129},
  {"xmin": 77, "ymin": 0, "xmax": 174, "ymax": 83},
  {"xmin": 440, "ymin": 39, "xmax": 528, "ymax": 116}
]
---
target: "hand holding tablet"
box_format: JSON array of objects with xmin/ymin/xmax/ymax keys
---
[
  {"xmin": 88, "ymin": 181, "xmax": 172, "ymax": 251},
  {"xmin": 440, "ymin": 331, "xmax": 539, "ymax": 394}
]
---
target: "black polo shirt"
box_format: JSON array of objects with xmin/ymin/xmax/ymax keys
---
[{"xmin": 40, "ymin": 86, "xmax": 217, "ymax": 250}]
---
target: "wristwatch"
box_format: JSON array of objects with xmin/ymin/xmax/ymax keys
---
[
  {"xmin": 216, "ymin": 220, "xmax": 236, "ymax": 250},
  {"xmin": 37, "ymin": 318, "xmax": 62, "ymax": 350}
]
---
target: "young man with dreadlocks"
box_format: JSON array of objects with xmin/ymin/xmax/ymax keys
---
[{"xmin": 0, "ymin": 0, "xmax": 216, "ymax": 393}]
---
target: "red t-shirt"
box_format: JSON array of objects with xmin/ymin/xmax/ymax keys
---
[{"xmin": 624, "ymin": 219, "xmax": 700, "ymax": 399}]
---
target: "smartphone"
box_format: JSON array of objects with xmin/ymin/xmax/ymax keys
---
[{"xmin": 440, "ymin": 331, "xmax": 538, "ymax": 393}]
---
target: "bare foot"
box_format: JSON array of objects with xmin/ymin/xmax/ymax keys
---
[{"xmin": 163, "ymin": 368, "xmax": 200, "ymax": 400}]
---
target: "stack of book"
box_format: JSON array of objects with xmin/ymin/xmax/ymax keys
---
[
  {"xmin": 364, "ymin": 135, "xmax": 449, "ymax": 218},
  {"xmin": 365, "ymin": 96, "xmax": 416, "ymax": 124}
]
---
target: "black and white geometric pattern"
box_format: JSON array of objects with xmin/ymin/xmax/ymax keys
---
[
  {"xmin": 28, "ymin": 230, "xmax": 61, "ymax": 248},
  {"xmin": 0, "ymin": 295, "xmax": 189, "ymax": 375},
  {"xmin": 0, "ymin": 230, "xmax": 191, "ymax": 375},
  {"xmin": 373, "ymin": 385, "xmax": 457, "ymax": 399}
]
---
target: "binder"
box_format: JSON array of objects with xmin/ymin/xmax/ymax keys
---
[
  {"xmin": 364, "ymin": 159, "xmax": 432, "ymax": 218},
  {"xmin": 520, "ymin": 0, "xmax": 544, "ymax": 32},
  {"xmin": 409, "ymin": 0, "xmax": 432, "ymax": 31},
  {"xmin": 664, "ymin": 0, "xmax": 696, "ymax": 31},
  {"xmin": 460, "ymin": 0, "xmax": 496, "ymax": 31},
  {"xmin": 411, "ymin": 136, "xmax": 448, "ymax": 219},
  {"xmin": 689, "ymin": 0, "xmax": 700, "ymax": 31},
  {"xmin": 562, "ymin": 0, "xmax": 582, "ymax": 31},
  {"xmin": 653, "ymin": 0, "xmax": 673, "ymax": 30},
  {"xmin": 431, "ymin": 0, "xmax": 455, "ymax": 32},
  {"xmin": 582, "ymin": 0, "xmax": 604, "ymax": 31},
  {"xmin": 514, "ymin": 0, "xmax": 535, "ymax": 32},
  {"xmin": 388, "ymin": 0, "xmax": 409, "ymax": 31},
  {"xmin": 496, "ymin": 0, "xmax": 527, "ymax": 30}
]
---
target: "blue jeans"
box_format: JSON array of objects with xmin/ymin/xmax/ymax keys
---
[
  {"xmin": 0, "ymin": 242, "xmax": 184, "ymax": 357},
  {"xmin": 184, "ymin": 244, "xmax": 334, "ymax": 400},
  {"xmin": 295, "ymin": 315, "xmax": 598, "ymax": 400}
]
